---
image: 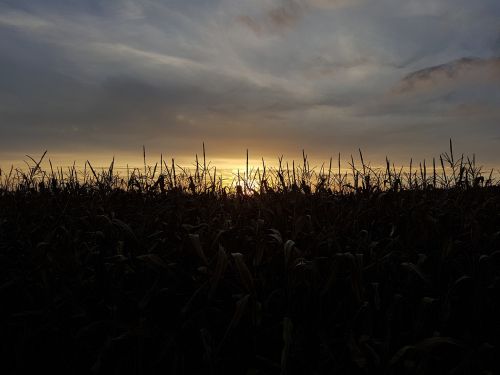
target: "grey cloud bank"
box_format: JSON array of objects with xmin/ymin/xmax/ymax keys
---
[{"xmin": 1, "ymin": 0, "xmax": 500, "ymax": 166}]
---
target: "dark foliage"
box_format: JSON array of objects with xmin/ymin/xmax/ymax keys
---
[
  {"xmin": 1, "ymin": 143, "xmax": 499, "ymax": 374},
  {"xmin": 1, "ymin": 185, "xmax": 500, "ymax": 374}
]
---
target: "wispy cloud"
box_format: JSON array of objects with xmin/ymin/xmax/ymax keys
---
[
  {"xmin": 93, "ymin": 43, "xmax": 207, "ymax": 71},
  {"xmin": 0, "ymin": 10, "xmax": 52, "ymax": 30}
]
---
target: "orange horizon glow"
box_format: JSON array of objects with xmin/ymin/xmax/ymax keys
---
[{"xmin": 2, "ymin": 151, "xmax": 499, "ymax": 180}]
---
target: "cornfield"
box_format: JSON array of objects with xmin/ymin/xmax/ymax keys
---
[{"xmin": 1, "ymin": 142, "xmax": 499, "ymax": 374}]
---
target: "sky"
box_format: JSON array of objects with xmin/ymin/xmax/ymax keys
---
[{"xmin": 1, "ymin": 0, "xmax": 500, "ymax": 169}]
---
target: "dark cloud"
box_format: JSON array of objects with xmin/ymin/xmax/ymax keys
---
[
  {"xmin": 236, "ymin": 15, "xmax": 264, "ymax": 35},
  {"xmin": 236, "ymin": 1, "xmax": 303, "ymax": 35},
  {"xmin": 236, "ymin": 0, "xmax": 361, "ymax": 35},
  {"xmin": 394, "ymin": 57, "xmax": 500, "ymax": 94},
  {"xmin": 267, "ymin": 1, "xmax": 302, "ymax": 29}
]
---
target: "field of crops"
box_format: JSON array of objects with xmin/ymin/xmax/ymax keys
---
[{"xmin": 1, "ymin": 146, "xmax": 499, "ymax": 374}]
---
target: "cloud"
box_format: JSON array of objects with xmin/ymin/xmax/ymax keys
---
[
  {"xmin": 0, "ymin": 10, "xmax": 52, "ymax": 30},
  {"xmin": 92, "ymin": 43, "xmax": 207, "ymax": 72},
  {"xmin": 267, "ymin": 1, "xmax": 302, "ymax": 29},
  {"xmin": 307, "ymin": 0, "xmax": 363, "ymax": 9},
  {"xmin": 303, "ymin": 55, "xmax": 373, "ymax": 78},
  {"xmin": 351, "ymin": 56, "xmax": 500, "ymax": 140},
  {"xmin": 236, "ymin": 0, "xmax": 362, "ymax": 35},
  {"xmin": 236, "ymin": 1, "xmax": 302, "ymax": 35},
  {"xmin": 394, "ymin": 57, "xmax": 500, "ymax": 94}
]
